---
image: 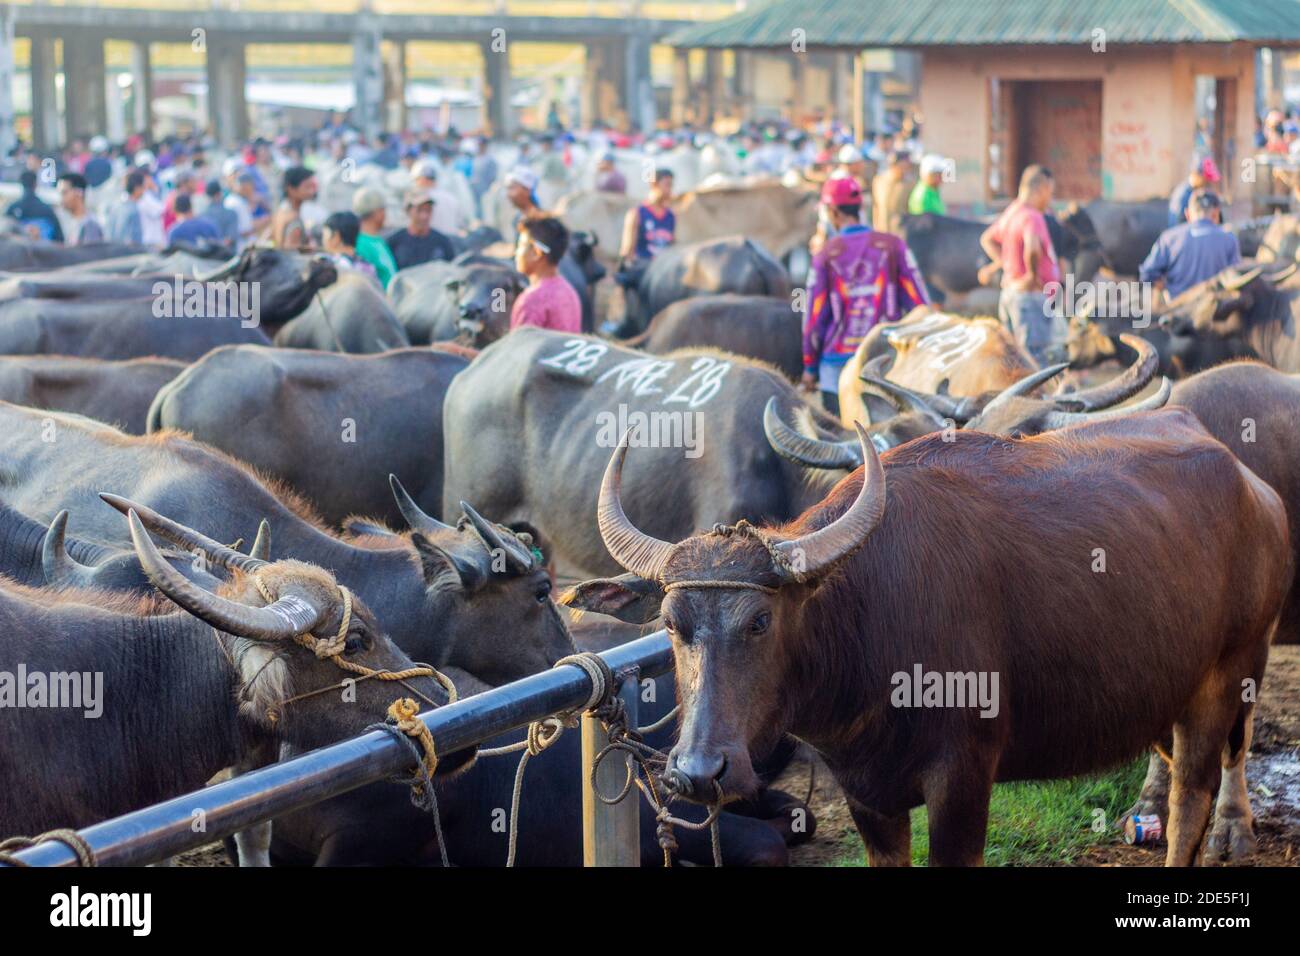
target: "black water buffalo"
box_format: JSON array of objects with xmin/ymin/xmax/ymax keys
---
[
  {"xmin": 0, "ymin": 355, "xmax": 183, "ymax": 433},
  {"xmin": 148, "ymin": 345, "xmax": 468, "ymax": 526},
  {"xmin": 558, "ymin": 231, "xmax": 607, "ymax": 333},
  {"xmin": 1154, "ymin": 260, "xmax": 1300, "ymax": 372},
  {"xmin": 0, "ymin": 403, "xmax": 573, "ymax": 686},
  {"xmin": 440, "ymin": 328, "xmax": 937, "ymax": 578},
  {"xmin": 271, "ymin": 271, "xmax": 410, "ymax": 353},
  {"xmin": 1064, "ymin": 198, "xmax": 1168, "ymax": 276},
  {"xmin": 903, "ymin": 211, "xmax": 1096, "ymax": 305},
  {"xmin": 574, "ymin": 411, "xmax": 1290, "ymax": 866},
  {"xmin": 627, "ymin": 294, "xmax": 802, "ymax": 381},
  {"xmin": 0, "ymin": 237, "xmax": 146, "ymax": 271},
  {"xmin": 389, "ymin": 255, "xmax": 524, "ymax": 347},
  {"xmin": 0, "ymin": 503, "xmax": 471, "ymax": 839},
  {"xmin": 613, "ymin": 236, "xmax": 792, "ymax": 338},
  {"xmin": 0, "ymin": 295, "xmax": 273, "ymax": 360}
]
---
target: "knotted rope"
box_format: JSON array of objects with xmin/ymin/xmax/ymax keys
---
[
  {"xmin": 659, "ymin": 520, "xmax": 798, "ymax": 592},
  {"xmin": 477, "ymin": 652, "xmax": 722, "ymax": 867},
  {"xmin": 0, "ymin": 829, "xmax": 97, "ymax": 868}
]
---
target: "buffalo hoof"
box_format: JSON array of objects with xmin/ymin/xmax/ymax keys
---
[{"xmin": 1203, "ymin": 814, "xmax": 1257, "ymax": 864}]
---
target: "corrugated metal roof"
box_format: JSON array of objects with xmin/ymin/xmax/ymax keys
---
[{"xmin": 667, "ymin": 0, "xmax": 1300, "ymax": 48}]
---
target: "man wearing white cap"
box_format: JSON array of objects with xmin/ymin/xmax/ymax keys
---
[
  {"xmin": 908, "ymin": 155, "xmax": 948, "ymax": 216},
  {"xmin": 504, "ymin": 166, "xmax": 543, "ymax": 226},
  {"xmin": 352, "ymin": 187, "xmax": 398, "ymax": 289}
]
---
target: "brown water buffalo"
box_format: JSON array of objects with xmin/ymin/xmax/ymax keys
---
[
  {"xmin": 148, "ymin": 345, "xmax": 468, "ymax": 526},
  {"xmin": 0, "ymin": 355, "xmax": 184, "ymax": 434},
  {"xmin": 836, "ymin": 309, "xmax": 1039, "ymax": 428},
  {"xmin": 627, "ymin": 294, "xmax": 802, "ymax": 381},
  {"xmin": 572, "ymin": 410, "xmax": 1291, "ymax": 866}
]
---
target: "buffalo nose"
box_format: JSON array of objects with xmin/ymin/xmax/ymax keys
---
[
  {"xmin": 459, "ymin": 304, "xmax": 483, "ymax": 319},
  {"xmin": 667, "ymin": 751, "xmax": 726, "ymax": 798}
]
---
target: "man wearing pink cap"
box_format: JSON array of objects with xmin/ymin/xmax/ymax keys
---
[{"xmin": 800, "ymin": 175, "xmax": 930, "ymax": 416}]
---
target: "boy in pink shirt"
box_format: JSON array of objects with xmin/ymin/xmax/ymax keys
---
[{"xmin": 511, "ymin": 215, "xmax": 583, "ymax": 333}]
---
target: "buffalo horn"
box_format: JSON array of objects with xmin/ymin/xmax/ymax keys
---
[
  {"xmin": 762, "ymin": 398, "xmax": 863, "ymax": 470},
  {"xmin": 596, "ymin": 435, "xmax": 677, "ymax": 582}
]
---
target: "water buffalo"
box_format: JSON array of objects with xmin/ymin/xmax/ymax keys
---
[
  {"xmin": 626, "ymin": 294, "xmax": 802, "ymax": 382},
  {"xmin": 440, "ymin": 328, "xmax": 937, "ymax": 578},
  {"xmin": 271, "ymin": 271, "xmax": 410, "ymax": 353},
  {"xmin": 389, "ymin": 255, "xmax": 524, "ymax": 347},
  {"xmin": 835, "ymin": 309, "xmax": 1039, "ymax": 429},
  {"xmin": 1155, "ymin": 260, "xmax": 1300, "ymax": 372},
  {"xmin": 559, "ymin": 232, "xmax": 606, "ymax": 333},
  {"xmin": 1067, "ymin": 198, "xmax": 1168, "ymax": 276},
  {"xmin": 0, "ymin": 403, "xmax": 573, "ymax": 686},
  {"xmin": 613, "ymin": 236, "xmax": 792, "ymax": 338},
  {"xmin": 0, "ymin": 504, "xmax": 472, "ymax": 839},
  {"xmin": 575, "ymin": 410, "xmax": 1291, "ymax": 866},
  {"xmin": 0, "ymin": 295, "xmax": 273, "ymax": 360},
  {"xmin": 0, "ymin": 355, "xmax": 183, "ymax": 433},
  {"xmin": 148, "ymin": 345, "xmax": 468, "ymax": 526},
  {"xmin": 0, "ymin": 237, "xmax": 145, "ymax": 271},
  {"xmin": 903, "ymin": 211, "xmax": 1097, "ymax": 307}
]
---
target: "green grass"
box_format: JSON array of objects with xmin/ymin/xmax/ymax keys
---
[{"xmin": 831, "ymin": 759, "xmax": 1149, "ymax": 867}]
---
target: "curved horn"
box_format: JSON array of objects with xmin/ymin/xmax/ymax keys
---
[
  {"xmin": 459, "ymin": 501, "xmax": 532, "ymax": 573},
  {"xmin": 772, "ymin": 423, "xmax": 886, "ymax": 580},
  {"xmin": 98, "ymin": 493, "xmax": 267, "ymax": 573},
  {"xmin": 596, "ymin": 435, "xmax": 677, "ymax": 582},
  {"xmin": 981, "ymin": 362, "xmax": 1070, "ymax": 413},
  {"xmin": 762, "ymin": 398, "xmax": 863, "ymax": 470},
  {"xmin": 191, "ymin": 254, "xmax": 241, "ymax": 283},
  {"xmin": 42, "ymin": 511, "xmax": 100, "ymax": 589},
  {"xmin": 857, "ymin": 373, "xmax": 947, "ymax": 428},
  {"xmin": 1053, "ymin": 334, "xmax": 1157, "ymax": 411},
  {"xmin": 249, "ymin": 520, "xmax": 271, "ymax": 561},
  {"xmin": 126, "ymin": 510, "xmax": 321, "ymax": 640},
  {"xmin": 389, "ymin": 474, "xmax": 454, "ymax": 536},
  {"xmin": 1041, "ymin": 377, "xmax": 1173, "ymax": 430},
  {"xmin": 1222, "ymin": 265, "xmax": 1263, "ymax": 292}
]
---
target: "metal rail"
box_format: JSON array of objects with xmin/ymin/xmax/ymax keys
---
[{"xmin": 2, "ymin": 631, "xmax": 673, "ymax": 867}]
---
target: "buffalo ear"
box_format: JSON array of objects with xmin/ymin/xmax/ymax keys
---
[
  {"xmin": 443, "ymin": 278, "xmax": 462, "ymax": 293},
  {"xmin": 343, "ymin": 516, "xmax": 399, "ymax": 538},
  {"xmin": 412, "ymin": 532, "xmax": 483, "ymax": 590},
  {"xmin": 560, "ymin": 573, "xmax": 664, "ymax": 624}
]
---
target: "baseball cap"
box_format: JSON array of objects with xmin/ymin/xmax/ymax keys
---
[
  {"xmin": 821, "ymin": 175, "xmax": 863, "ymax": 206},
  {"xmin": 404, "ymin": 187, "xmax": 436, "ymax": 208},
  {"xmin": 1190, "ymin": 189, "xmax": 1221, "ymax": 210},
  {"xmin": 352, "ymin": 187, "xmax": 387, "ymax": 217},
  {"xmin": 504, "ymin": 166, "xmax": 539, "ymax": 191},
  {"xmin": 89, "ymin": 136, "xmax": 109, "ymax": 153},
  {"xmin": 415, "ymin": 160, "xmax": 440, "ymax": 181},
  {"xmin": 837, "ymin": 144, "xmax": 864, "ymax": 164},
  {"xmin": 920, "ymin": 154, "xmax": 948, "ymax": 178}
]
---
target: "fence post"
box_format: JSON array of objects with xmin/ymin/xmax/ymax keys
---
[{"xmin": 581, "ymin": 668, "xmax": 640, "ymax": 866}]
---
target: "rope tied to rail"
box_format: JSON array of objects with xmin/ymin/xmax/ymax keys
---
[
  {"xmin": 478, "ymin": 651, "xmax": 722, "ymax": 867},
  {"xmin": 0, "ymin": 828, "xmax": 98, "ymax": 868},
  {"xmin": 366, "ymin": 706, "xmax": 452, "ymax": 868}
]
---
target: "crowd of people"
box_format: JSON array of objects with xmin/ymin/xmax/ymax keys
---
[{"xmin": 0, "ymin": 105, "xmax": 1266, "ymax": 412}]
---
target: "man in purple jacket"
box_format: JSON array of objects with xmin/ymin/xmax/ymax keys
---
[{"xmin": 801, "ymin": 176, "xmax": 930, "ymax": 416}]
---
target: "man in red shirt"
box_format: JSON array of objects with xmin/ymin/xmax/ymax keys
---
[
  {"xmin": 511, "ymin": 215, "xmax": 582, "ymax": 333},
  {"xmin": 979, "ymin": 165, "xmax": 1062, "ymax": 364}
]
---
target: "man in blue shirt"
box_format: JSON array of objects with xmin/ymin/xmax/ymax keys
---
[
  {"xmin": 1140, "ymin": 191, "xmax": 1240, "ymax": 301},
  {"xmin": 166, "ymin": 193, "xmax": 221, "ymax": 246}
]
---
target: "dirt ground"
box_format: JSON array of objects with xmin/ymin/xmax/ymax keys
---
[{"xmin": 776, "ymin": 644, "xmax": 1300, "ymax": 867}]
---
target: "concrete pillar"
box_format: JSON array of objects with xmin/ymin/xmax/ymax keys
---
[
  {"xmin": 734, "ymin": 49, "xmax": 756, "ymax": 118},
  {"xmin": 352, "ymin": 22, "xmax": 384, "ymax": 142},
  {"xmin": 581, "ymin": 42, "xmax": 602, "ymax": 128},
  {"xmin": 829, "ymin": 51, "xmax": 851, "ymax": 127},
  {"xmin": 130, "ymin": 41, "xmax": 154, "ymax": 141},
  {"xmin": 29, "ymin": 37, "xmax": 61, "ymax": 152},
  {"xmin": 480, "ymin": 38, "xmax": 512, "ymax": 139},
  {"xmin": 669, "ymin": 48, "xmax": 690, "ymax": 126},
  {"xmin": 789, "ymin": 53, "xmax": 806, "ymax": 122},
  {"xmin": 383, "ymin": 40, "xmax": 407, "ymax": 133},
  {"xmin": 703, "ymin": 49, "xmax": 724, "ymax": 127},
  {"xmin": 0, "ymin": 7, "xmax": 15, "ymax": 158},
  {"xmin": 624, "ymin": 33, "xmax": 654, "ymax": 133},
  {"xmin": 64, "ymin": 34, "xmax": 108, "ymax": 142},
  {"xmin": 206, "ymin": 39, "xmax": 248, "ymax": 147}
]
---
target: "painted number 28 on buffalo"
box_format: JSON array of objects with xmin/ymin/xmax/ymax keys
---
[{"xmin": 539, "ymin": 339, "xmax": 731, "ymax": 409}]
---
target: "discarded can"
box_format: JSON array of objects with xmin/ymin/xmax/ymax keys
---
[{"xmin": 1124, "ymin": 814, "xmax": 1163, "ymax": 845}]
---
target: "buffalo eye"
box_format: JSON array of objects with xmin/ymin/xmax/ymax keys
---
[
  {"xmin": 343, "ymin": 632, "xmax": 371, "ymax": 656},
  {"xmin": 749, "ymin": 611, "xmax": 771, "ymax": 636},
  {"xmin": 535, "ymin": 580, "xmax": 552, "ymax": 604}
]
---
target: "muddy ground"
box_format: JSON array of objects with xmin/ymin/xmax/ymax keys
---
[{"xmin": 776, "ymin": 644, "xmax": 1300, "ymax": 867}]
